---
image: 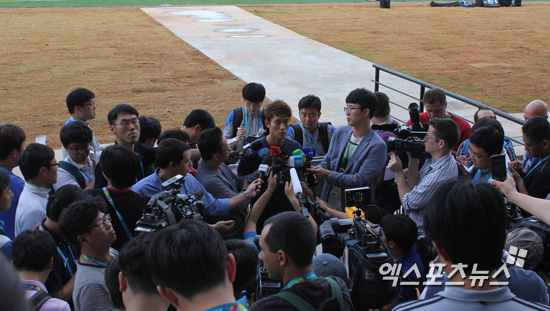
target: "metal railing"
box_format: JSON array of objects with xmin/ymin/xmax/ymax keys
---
[{"xmin": 373, "ymin": 63, "xmax": 525, "ymax": 146}]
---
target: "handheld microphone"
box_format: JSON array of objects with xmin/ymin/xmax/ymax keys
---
[
  {"xmin": 277, "ymin": 150, "xmax": 290, "ymax": 164},
  {"xmin": 258, "ymin": 164, "xmax": 270, "ymax": 180},
  {"xmin": 302, "ymin": 147, "xmax": 314, "ymax": 163},
  {"xmin": 288, "ymin": 155, "xmax": 304, "ymax": 168},
  {"xmin": 243, "ymin": 141, "xmax": 264, "ymax": 158},
  {"xmin": 257, "ymin": 148, "xmax": 269, "ymax": 158},
  {"xmin": 289, "ymin": 168, "xmax": 303, "ymax": 195},
  {"xmin": 268, "ymin": 146, "xmax": 280, "ymax": 158},
  {"xmin": 292, "ymin": 149, "xmax": 306, "ymax": 163}
]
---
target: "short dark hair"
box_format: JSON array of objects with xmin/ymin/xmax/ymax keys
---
[
  {"xmin": 424, "ymin": 178, "xmax": 506, "ymax": 274},
  {"xmin": 0, "ymin": 124, "xmax": 26, "ymax": 161},
  {"xmin": 429, "ymin": 118, "xmax": 460, "ymax": 150},
  {"xmin": 264, "ymin": 211, "xmax": 316, "ymax": 268},
  {"xmin": 345, "ymin": 88, "xmax": 377, "ymax": 118},
  {"xmin": 523, "ymin": 116, "xmax": 550, "ymax": 144},
  {"xmin": 423, "ymin": 88, "xmax": 446, "ymax": 106},
  {"xmin": 59, "ymin": 197, "xmax": 107, "ymax": 245},
  {"xmin": 19, "ymin": 143, "xmax": 55, "ymax": 181},
  {"xmin": 472, "ymin": 117, "xmax": 505, "ymax": 136},
  {"xmin": 0, "ymin": 170, "xmax": 10, "ymax": 192},
  {"xmin": 381, "ymin": 214, "xmax": 417, "ymax": 251},
  {"xmin": 147, "ymin": 220, "xmax": 228, "ymax": 299},
  {"xmin": 474, "ymin": 108, "xmax": 496, "ymax": 123},
  {"xmin": 12, "ymin": 230, "xmax": 56, "ymax": 271},
  {"xmin": 374, "ymin": 92, "xmax": 391, "ymax": 118},
  {"xmin": 105, "ymin": 257, "xmax": 125, "ymax": 310},
  {"xmin": 225, "ymin": 239, "xmax": 258, "ymax": 298},
  {"xmin": 66, "ymin": 88, "xmax": 95, "ymax": 114},
  {"xmin": 157, "ymin": 129, "xmax": 190, "ymax": 145},
  {"xmin": 107, "ymin": 104, "xmax": 139, "ymax": 125},
  {"xmin": 119, "ymin": 234, "xmax": 159, "ymax": 295},
  {"xmin": 265, "ymin": 100, "xmax": 292, "ymax": 122},
  {"xmin": 46, "ymin": 185, "xmax": 90, "ymax": 222},
  {"xmin": 155, "ymin": 138, "xmax": 190, "ymax": 169},
  {"xmin": 298, "ymin": 95, "xmax": 321, "ymax": 112},
  {"xmin": 197, "ymin": 127, "xmax": 224, "ymax": 161},
  {"xmin": 242, "ymin": 82, "xmax": 266, "ymax": 104},
  {"xmin": 100, "ymin": 145, "xmax": 139, "ymax": 189},
  {"xmin": 138, "ymin": 116, "xmax": 161, "ymax": 144},
  {"xmin": 470, "ymin": 126, "xmax": 504, "ymax": 156},
  {"xmin": 60, "ymin": 121, "xmax": 93, "ymax": 147},
  {"xmin": 183, "ymin": 109, "xmax": 216, "ymax": 130}
]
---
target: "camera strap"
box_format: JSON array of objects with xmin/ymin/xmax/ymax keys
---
[{"xmin": 102, "ymin": 187, "xmax": 134, "ymax": 241}]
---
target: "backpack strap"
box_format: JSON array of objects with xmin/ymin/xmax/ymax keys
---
[
  {"xmin": 290, "ymin": 124, "xmax": 304, "ymax": 146},
  {"xmin": 272, "ymin": 290, "xmax": 315, "ymax": 311},
  {"xmin": 232, "ymin": 107, "xmax": 244, "ymax": 137},
  {"xmin": 59, "ymin": 161, "xmax": 86, "ymax": 189},
  {"xmin": 326, "ymin": 277, "xmax": 344, "ymax": 311},
  {"xmin": 29, "ymin": 291, "xmax": 52, "ymax": 311},
  {"xmin": 318, "ymin": 122, "xmax": 331, "ymax": 153}
]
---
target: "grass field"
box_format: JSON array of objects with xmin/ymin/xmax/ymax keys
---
[{"xmin": 0, "ymin": 3, "xmax": 548, "ymax": 148}]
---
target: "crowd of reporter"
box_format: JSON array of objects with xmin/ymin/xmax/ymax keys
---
[{"xmin": 1, "ymin": 83, "xmax": 550, "ymax": 310}]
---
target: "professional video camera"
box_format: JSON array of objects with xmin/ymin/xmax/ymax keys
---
[
  {"xmin": 319, "ymin": 187, "xmax": 397, "ymax": 309},
  {"xmin": 372, "ymin": 103, "xmax": 430, "ymax": 159},
  {"xmin": 134, "ymin": 174, "xmax": 204, "ymax": 234},
  {"xmin": 249, "ymin": 235, "xmax": 283, "ymax": 300}
]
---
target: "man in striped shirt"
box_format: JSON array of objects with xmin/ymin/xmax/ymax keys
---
[{"xmin": 388, "ymin": 118, "xmax": 460, "ymax": 235}]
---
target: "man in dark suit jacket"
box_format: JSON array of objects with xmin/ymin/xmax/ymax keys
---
[{"xmin": 308, "ymin": 88, "xmax": 386, "ymax": 211}]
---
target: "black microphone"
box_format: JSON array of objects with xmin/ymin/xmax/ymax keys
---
[
  {"xmin": 371, "ymin": 124, "xmax": 399, "ymax": 131},
  {"xmin": 193, "ymin": 189, "xmax": 204, "ymax": 200}
]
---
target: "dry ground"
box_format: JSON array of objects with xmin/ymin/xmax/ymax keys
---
[{"xmin": 1, "ymin": 4, "xmax": 549, "ymax": 148}]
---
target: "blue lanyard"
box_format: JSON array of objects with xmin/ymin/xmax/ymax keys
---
[
  {"xmin": 374, "ymin": 117, "xmax": 394, "ymax": 134},
  {"xmin": 300, "ymin": 124, "xmax": 322, "ymax": 156},
  {"xmin": 243, "ymin": 107, "xmax": 263, "ymax": 139},
  {"xmin": 525, "ymin": 155, "xmax": 550, "ymax": 179},
  {"xmin": 80, "ymin": 254, "xmax": 108, "ymax": 267},
  {"xmin": 102, "ymin": 187, "xmax": 134, "ymax": 241},
  {"xmin": 66, "ymin": 158, "xmax": 92, "ymax": 183},
  {"xmin": 281, "ymin": 272, "xmax": 317, "ymax": 291},
  {"xmin": 38, "ymin": 223, "xmax": 76, "ymax": 277}
]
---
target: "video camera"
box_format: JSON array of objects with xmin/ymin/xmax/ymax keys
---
[
  {"xmin": 319, "ymin": 186, "xmax": 397, "ymax": 309},
  {"xmin": 372, "ymin": 103, "xmax": 431, "ymax": 159},
  {"xmin": 135, "ymin": 174, "xmax": 205, "ymax": 234}
]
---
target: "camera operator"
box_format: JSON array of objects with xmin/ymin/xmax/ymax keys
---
[
  {"xmin": 308, "ymin": 88, "xmax": 386, "ymax": 211},
  {"xmin": 388, "ymin": 118, "xmax": 459, "ymax": 235},
  {"xmin": 250, "ymin": 212, "xmax": 353, "ymax": 311},
  {"xmin": 395, "ymin": 179, "xmax": 550, "ymax": 310},
  {"xmin": 131, "ymin": 138, "xmax": 261, "ymax": 230}
]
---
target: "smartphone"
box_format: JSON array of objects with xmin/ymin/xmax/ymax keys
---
[{"xmin": 491, "ymin": 154, "xmax": 507, "ymax": 181}]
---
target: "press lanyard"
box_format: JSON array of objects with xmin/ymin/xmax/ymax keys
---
[
  {"xmin": 38, "ymin": 223, "xmax": 76, "ymax": 277},
  {"xmin": 525, "ymin": 155, "xmax": 550, "ymax": 179},
  {"xmin": 301, "ymin": 124, "xmax": 322, "ymax": 156},
  {"xmin": 102, "ymin": 187, "xmax": 134, "ymax": 241},
  {"xmin": 375, "ymin": 117, "xmax": 394, "ymax": 134},
  {"xmin": 23, "ymin": 283, "xmax": 46, "ymax": 292},
  {"xmin": 243, "ymin": 107, "xmax": 263, "ymax": 139},
  {"xmin": 80, "ymin": 254, "xmax": 108, "ymax": 267},
  {"xmin": 281, "ymin": 272, "xmax": 317, "ymax": 291},
  {"xmin": 66, "ymin": 158, "xmax": 92, "ymax": 183}
]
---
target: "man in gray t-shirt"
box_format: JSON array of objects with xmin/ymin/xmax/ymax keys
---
[{"xmin": 59, "ymin": 198, "xmax": 118, "ymax": 311}]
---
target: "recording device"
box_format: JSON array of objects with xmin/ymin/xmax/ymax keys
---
[
  {"xmin": 491, "ymin": 154, "xmax": 507, "ymax": 182},
  {"xmin": 345, "ymin": 186, "xmax": 371, "ymax": 209},
  {"xmin": 510, "ymin": 216, "xmax": 550, "ymax": 272},
  {"xmin": 252, "ymin": 235, "xmax": 283, "ymax": 299},
  {"xmin": 242, "ymin": 141, "xmax": 264, "ymax": 158},
  {"xmin": 372, "ymin": 103, "xmax": 430, "ymax": 159},
  {"xmin": 134, "ymin": 175, "xmax": 205, "ymax": 234},
  {"xmin": 258, "ymin": 164, "xmax": 270, "ymax": 181}
]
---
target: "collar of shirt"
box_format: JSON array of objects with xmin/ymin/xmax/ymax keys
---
[
  {"xmin": 24, "ymin": 182, "xmax": 51, "ymax": 196},
  {"xmin": 438, "ymin": 285, "xmax": 514, "ymax": 302}
]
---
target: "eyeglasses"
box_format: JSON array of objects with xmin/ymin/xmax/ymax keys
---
[
  {"xmin": 89, "ymin": 214, "xmax": 112, "ymax": 230},
  {"xmin": 83, "ymin": 100, "xmax": 96, "ymax": 108},
  {"xmin": 468, "ymin": 147, "xmax": 489, "ymax": 160},
  {"xmin": 424, "ymin": 135, "xmax": 441, "ymax": 141},
  {"xmin": 116, "ymin": 119, "xmax": 139, "ymax": 128},
  {"xmin": 344, "ymin": 107, "xmax": 362, "ymax": 114},
  {"xmin": 66, "ymin": 144, "xmax": 91, "ymax": 153}
]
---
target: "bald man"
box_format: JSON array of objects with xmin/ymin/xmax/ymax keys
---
[{"xmin": 524, "ymin": 100, "xmax": 548, "ymax": 122}]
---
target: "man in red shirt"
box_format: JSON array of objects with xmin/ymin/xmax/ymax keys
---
[{"xmin": 407, "ymin": 88, "xmax": 471, "ymax": 153}]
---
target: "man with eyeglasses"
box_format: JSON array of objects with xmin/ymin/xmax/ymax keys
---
[
  {"xmin": 308, "ymin": 88, "xmax": 386, "ymax": 211},
  {"xmin": 94, "ymin": 104, "xmax": 155, "ymax": 188},
  {"xmin": 388, "ymin": 118, "xmax": 460, "ymax": 235},
  {"xmin": 59, "ymin": 197, "xmax": 118, "ymax": 311},
  {"xmin": 54, "ymin": 122, "xmax": 95, "ymax": 191},
  {"xmin": 15, "ymin": 143, "xmax": 59, "ymax": 235},
  {"xmin": 63, "ymin": 88, "xmax": 101, "ymax": 159},
  {"xmin": 468, "ymin": 126, "xmax": 507, "ymax": 183}
]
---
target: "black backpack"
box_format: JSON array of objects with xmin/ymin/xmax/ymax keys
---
[
  {"xmin": 232, "ymin": 107, "xmax": 266, "ymax": 138},
  {"xmin": 290, "ymin": 122, "xmax": 332, "ymax": 154},
  {"xmin": 59, "ymin": 161, "xmax": 86, "ymax": 189},
  {"xmin": 272, "ymin": 277, "xmax": 344, "ymax": 311},
  {"xmin": 29, "ymin": 291, "xmax": 52, "ymax": 311}
]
